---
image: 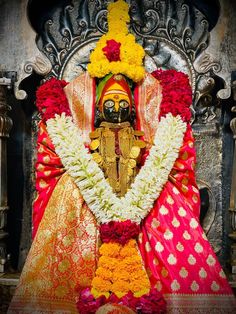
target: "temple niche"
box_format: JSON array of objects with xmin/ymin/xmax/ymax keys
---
[{"xmin": 0, "ymin": 0, "xmax": 236, "ymax": 311}]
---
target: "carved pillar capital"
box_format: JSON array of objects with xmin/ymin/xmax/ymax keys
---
[{"xmin": 0, "ymin": 86, "xmax": 12, "ymax": 138}]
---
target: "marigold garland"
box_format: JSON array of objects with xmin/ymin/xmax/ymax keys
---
[
  {"xmin": 91, "ymin": 240, "xmax": 150, "ymax": 299},
  {"xmin": 87, "ymin": 0, "xmax": 145, "ymax": 82}
]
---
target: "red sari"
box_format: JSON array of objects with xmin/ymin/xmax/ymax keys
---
[{"xmin": 8, "ymin": 71, "xmax": 236, "ymax": 313}]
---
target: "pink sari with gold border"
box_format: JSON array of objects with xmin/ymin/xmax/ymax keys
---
[{"xmin": 8, "ymin": 72, "xmax": 236, "ymax": 313}]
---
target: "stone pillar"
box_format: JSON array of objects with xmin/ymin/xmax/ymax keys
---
[
  {"xmin": 0, "ymin": 84, "xmax": 12, "ymax": 272},
  {"xmin": 229, "ymin": 78, "xmax": 236, "ymax": 279}
]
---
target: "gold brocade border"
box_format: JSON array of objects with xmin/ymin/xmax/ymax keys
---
[
  {"xmin": 8, "ymin": 293, "xmax": 236, "ymax": 313},
  {"xmin": 136, "ymin": 73, "xmax": 162, "ymax": 146},
  {"xmin": 64, "ymin": 71, "xmax": 95, "ymax": 144},
  {"xmin": 7, "ymin": 295, "xmax": 78, "ymax": 313},
  {"xmin": 8, "ymin": 173, "xmax": 99, "ymax": 314},
  {"xmin": 164, "ymin": 293, "xmax": 236, "ymax": 313}
]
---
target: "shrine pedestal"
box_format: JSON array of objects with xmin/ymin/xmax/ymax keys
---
[{"xmin": 0, "ymin": 273, "xmax": 19, "ymax": 313}]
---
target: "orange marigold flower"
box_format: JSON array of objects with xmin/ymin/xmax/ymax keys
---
[
  {"xmin": 129, "ymin": 278, "xmax": 150, "ymax": 293},
  {"xmin": 91, "ymin": 277, "xmax": 112, "ymax": 292},
  {"xmin": 112, "ymin": 280, "xmax": 130, "ymax": 294},
  {"xmin": 120, "ymin": 246, "xmax": 137, "ymax": 258},
  {"xmin": 119, "ymin": 264, "xmax": 141, "ymax": 274},
  {"xmin": 99, "ymin": 242, "xmax": 121, "ymax": 257},
  {"xmin": 121, "ymin": 255, "xmax": 141, "ymax": 267},
  {"xmin": 125, "ymin": 239, "xmax": 136, "ymax": 248},
  {"xmin": 128, "ymin": 269, "xmax": 147, "ymax": 281},
  {"xmin": 98, "ymin": 256, "xmax": 119, "ymax": 270},
  {"xmin": 95, "ymin": 267, "xmax": 113, "ymax": 280},
  {"xmin": 113, "ymin": 270, "xmax": 130, "ymax": 281}
]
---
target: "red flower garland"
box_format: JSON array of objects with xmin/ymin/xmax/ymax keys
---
[
  {"xmin": 102, "ymin": 39, "xmax": 121, "ymax": 62},
  {"xmin": 36, "ymin": 69, "xmax": 192, "ymax": 124},
  {"xmin": 100, "ymin": 220, "xmax": 140, "ymax": 245},
  {"xmin": 76, "ymin": 288, "xmax": 166, "ymax": 314},
  {"xmin": 76, "ymin": 288, "xmax": 106, "ymax": 314},
  {"xmin": 152, "ymin": 69, "xmax": 192, "ymax": 123},
  {"xmin": 36, "ymin": 77, "xmax": 71, "ymax": 121}
]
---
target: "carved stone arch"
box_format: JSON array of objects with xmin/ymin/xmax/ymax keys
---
[{"xmin": 19, "ymin": 0, "xmax": 232, "ymax": 262}]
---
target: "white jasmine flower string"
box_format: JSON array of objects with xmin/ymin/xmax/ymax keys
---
[{"xmin": 47, "ymin": 113, "xmax": 186, "ymax": 224}]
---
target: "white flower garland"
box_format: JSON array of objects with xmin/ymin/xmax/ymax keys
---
[{"xmin": 47, "ymin": 113, "xmax": 186, "ymax": 224}]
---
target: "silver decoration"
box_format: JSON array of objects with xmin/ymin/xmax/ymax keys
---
[
  {"xmin": 194, "ymin": 52, "xmax": 222, "ymax": 74},
  {"xmin": 31, "ymin": 0, "xmax": 225, "ymax": 127},
  {"xmin": 24, "ymin": 56, "xmax": 52, "ymax": 76},
  {"xmin": 14, "ymin": 51, "xmax": 52, "ymax": 100},
  {"xmin": 36, "ymin": 0, "xmax": 109, "ymax": 78}
]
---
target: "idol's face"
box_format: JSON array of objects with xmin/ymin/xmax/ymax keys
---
[{"xmin": 102, "ymin": 93, "xmax": 131, "ymax": 123}]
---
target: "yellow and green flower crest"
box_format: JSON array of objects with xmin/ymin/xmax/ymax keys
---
[{"xmin": 87, "ymin": 0, "xmax": 145, "ymax": 82}]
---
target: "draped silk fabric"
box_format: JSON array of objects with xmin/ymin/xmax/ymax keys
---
[{"xmin": 8, "ymin": 73, "xmax": 236, "ymax": 313}]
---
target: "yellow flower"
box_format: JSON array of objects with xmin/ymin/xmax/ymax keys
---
[
  {"xmin": 95, "ymin": 267, "xmax": 113, "ymax": 281},
  {"xmin": 98, "ymin": 256, "xmax": 119, "ymax": 270},
  {"xmin": 134, "ymin": 287, "xmax": 150, "ymax": 298},
  {"xmin": 87, "ymin": 0, "xmax": 145, "ymax": 82},
  {"xmin": 129, "ymin": 269, "xmax": 147, "ymax": 281},
  {"xmin": 99, "ymin": 242, "xmax": 121, "ymax": 257},
  {"xmin": 126, "ymin": 239, "xmax": 137, "ymax": 248},
  {"xmin": 92, "ymin": 277, "xmax": 112, "ymax": 292},
  {"xmin": 91, "ymin": 238, "xmax": 151, "ymax": 298},
  {"xmin": 113, "ymin": 269, "xmax": 130, "ymax": 281},
  {"xmin": 91, "ymin": 287, "xmax": 110, "ymax": 299},
  {"xmin": 120, "ymin": 246, "xmax": 137, "ymax": 258},
  {"xmin": 129, "ymin": 277, "xmax": 150, "ymax": 293},
  {"xmin": 119, "ymin": 264, "xmax": 141, "ymax": 274},
  {"xmin": 112, "ymin": 280, "xmax": 130, "ymax": 297},
  {"xmin": 121, "ymin": 255, "xmax": 141, "ymax": 266}
]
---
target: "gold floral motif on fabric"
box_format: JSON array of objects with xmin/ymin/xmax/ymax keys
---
[{"xmin": 9, "ymin": 173, "xmax": 99, "ymax": 313}]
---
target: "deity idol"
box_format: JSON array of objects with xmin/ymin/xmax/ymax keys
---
[{"xmin": 8, "ymin": 1, "xmax": 236, "ymax": 313}]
